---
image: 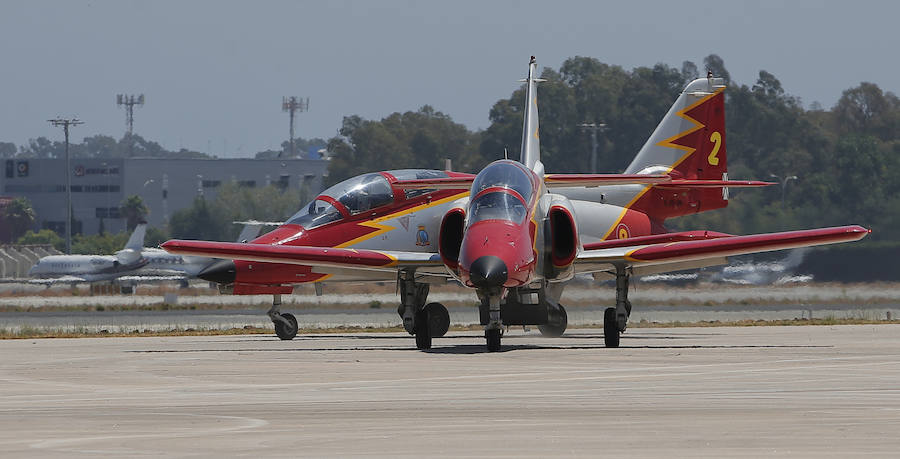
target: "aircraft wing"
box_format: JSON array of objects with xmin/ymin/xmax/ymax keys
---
[
  {"xmin": 544, "ymin": 175, "xmax": 774, "ymax": 188},
  {"xmin": 161, "ymin": 240, "xmax": 449, "ymax": 275},
  {"xmin": 24, "ymin": 275, "xmax": 92, "ymax": 285},
  {"xmin": 575, "ymin": 225, "xmax": 869, "ymax": 275}
]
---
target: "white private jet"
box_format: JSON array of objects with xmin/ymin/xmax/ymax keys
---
[{"xmin": 28, "ymin": 223, "xmax": 264, "ymax": 286}]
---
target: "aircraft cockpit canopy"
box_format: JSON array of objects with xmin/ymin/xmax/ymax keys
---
[
  {"xmin": 287, "ymin": 173, "xmax": 394, "ymax": 229},
  {"xmin": 468, "ymin": 161, "xmax": 534, "ymax": 225},
  {"xmin": 387, "ymin": 169, "xmax": 449, "ymax": 199},
  {"xmin": 470, "ymin": 160, "xmax": 534, "ymax": 202},
  {"xmin": 469, "ymin": 192, "xmax": 527, "ymax": 224}
]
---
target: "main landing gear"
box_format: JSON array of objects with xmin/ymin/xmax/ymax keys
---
[
  {"xmin": 604, "ymin": 266, "xmax": 632, "ymax": 348},
  {"xmin": 398, "ymin": 270, "xmax": 450, "ymax": 350},
  {"xmin": 268, "ymin": 294, "xmax": 299, "ymax": 340}
]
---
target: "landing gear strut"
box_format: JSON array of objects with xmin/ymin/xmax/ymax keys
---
[
  {"xmin": 398, "ymin": 270, "xmax": 449, "ymax": 349},
  {"xmin": 483, "ymin": 290, "xmax": 503, "ymax": 352},
  {"xmin": 268, "ymin": 294, "xmax": 298, "ymax": 340},
  {"xmin": 604, "ymin": 266, "xmax": 631, "ymax": 348}
]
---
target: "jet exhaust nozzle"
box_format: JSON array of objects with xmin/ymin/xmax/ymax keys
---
[
  {"xmin": 469, "ymin": 255, "xmax": 508, "ymax": 288},
  {"xmin": 197, "ymin": 259, "xmax": 237, "ymax": 284}
]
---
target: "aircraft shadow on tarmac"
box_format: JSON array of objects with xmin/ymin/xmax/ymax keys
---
[{"xmin": 126, "ymin": 333, "xmax": 832, "ymax": 355}]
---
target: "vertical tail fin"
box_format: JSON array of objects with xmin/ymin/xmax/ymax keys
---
[
  {"xmin": 625, "ymin": 76, "xmax": 731, "ymax": 221},
  {"xmin": 124, "ymin": 223, "xmax": 147, "ymax": 251},
  {"xmin": 519, "ymin": 56, "xmax": 545, "ymax": 172},
  {"xmin": 625, "ymin": 76, "xmax": 727, "ymax": 181}
]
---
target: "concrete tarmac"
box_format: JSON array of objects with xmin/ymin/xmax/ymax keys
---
[{"xmin": 1, "ymin": 325, "xmax": 899, "ymax": 457}]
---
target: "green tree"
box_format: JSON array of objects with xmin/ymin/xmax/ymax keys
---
[
  {"xmin": 0, "ymin": 142, "xmax": 17, "ymax": 158},
  {"xmin": 71, "ymin": 231, "xmax": 130, "ymax": 255},
  {"xmin": 480, "ymin": 57, "xmax": 683, "ymax": 174},
  {"xmin": 833, "ymin": 82, "xmax": 900, "ymax": 141},
  {"xmin": 16, "ymin": 229, "xmax": 65, "ymax": 251},
  {"xmin": 120, "ymin": 195, "xmax": 149, "ymax": 230},
  {"xmin": 20, "ymin": 137, "xmax": 65, "ymax": 158},
  {"xmin": 145, "ymin": 226, "xmax": 170, "ymax": 248},
  {"xmin": 80, "ymin": 135, "xmax": 120, "ymax": 158},
  {"xmin": 0, "ymin": 197, "xmax": 36, "ymax": 243},
  {"xmin": 169, "ymin": 197, "xmax": 231, "ymax": 241},
  {"xmin": 326, "ymin": 106, "xmax": 485, "ymax": 185}
]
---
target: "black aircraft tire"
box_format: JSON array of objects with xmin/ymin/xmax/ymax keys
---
[
  {"xmin": 538, "ymin": 304, "xmax": 568, "ymax": 337},
  {"xmin": 415, "ymin": 308, "xmax": 432, "ymax": 349},
  {"xmin": 424, "ymin": 302, "xmax": 450, "ymax": 338},
  {"xmin": 485, "ymin": 328, "xmax": 501, "ymax": 352},
  {"xmin": 604, "ymin": 307, "xmax": 620, "ymax": 348},
  {"xmin": 275, "ymin": 313, "xmax": 299, "ymax": 341}
]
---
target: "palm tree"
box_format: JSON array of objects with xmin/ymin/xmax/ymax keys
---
[
  {"xmin": 120, "ymin": 195, "xmax": 149, "ymax": 230},
  {"xmin": 1, "ymin": 197, "xmax": 36, "ymax": 243}
]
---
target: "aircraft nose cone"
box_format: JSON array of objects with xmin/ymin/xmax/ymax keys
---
[
  {"xmin": 469, "ymin": 255, "xmax": 508, "ymax": 288},
  {"xmin": 197, "ymin": 259, "xmax": 236, "ymax": 284}
]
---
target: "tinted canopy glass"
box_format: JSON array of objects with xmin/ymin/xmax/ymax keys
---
[
  {"xmin": 287, "ymin": 199, "xmax": 342, "ymax": 229},
  {"xmin": 469, "ymin": 191, "xmax": 527, "ymax": 225},
  {"xmin": 470, "ymin": 161, "xmax": 533, "ymax": 201},
  {"xmin": 388, "ymin": 169, "xmax": 449, "ymax": 199},
  {"xmin": 329, "ymin": 173, "xmax": 394, "ymax": 214}
]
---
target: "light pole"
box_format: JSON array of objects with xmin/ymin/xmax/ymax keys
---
[
  {"xmin": 48, "ymin": 117, "xmax": 83, "ymax": 254},
  {"xmin": 769, "ymin": 174, "xmax": 798, "ymax": 207},
  {"xmin": 578, "ymin": 122, "xmax": 607, "ymax": 173}
]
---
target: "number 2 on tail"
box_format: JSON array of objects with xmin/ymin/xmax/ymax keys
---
[{"xmin": 708, "ymin": 131, "xmax": 722, "ymax": 166}]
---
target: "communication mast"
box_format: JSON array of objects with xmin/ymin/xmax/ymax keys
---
[
  {"xmin": 48, "ymin": 117, "xmax": 84, "ymax": 255},
  {"xmin": 282, "ymin": 96, "xmax": 309, "ymax": 158},
  {"xmin": 117, "ymin": 94, "xmax": 145, "ymax": 135},
  {"xmin": 578, "ymin": 122, "xmax": 607, "ymax": 173}
]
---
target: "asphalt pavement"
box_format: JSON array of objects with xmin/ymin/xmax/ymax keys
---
[{"xmin": 1, "ymin": 325, "xmax": 899, "ymax": 457}]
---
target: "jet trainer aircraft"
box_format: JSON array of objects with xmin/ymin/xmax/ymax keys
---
[{"xmin": 163, "ymin": 57, "xmax": 868, "ymax": 351}]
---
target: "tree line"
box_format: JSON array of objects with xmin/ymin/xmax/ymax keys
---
[{"xmin": 0, "ymin": 133, "xmax": 326, "ymax": 160}]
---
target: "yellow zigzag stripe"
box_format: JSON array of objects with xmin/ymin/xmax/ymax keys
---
[
  {"xmin": 335, "ymin": 191, "xmax": 469, "ymax": 249},
  {"xmin": 657, "ymin": 86, "xmax": 725, "ymax": 172},
  {"xmin": 599, "ymin": 87, "xmax": 724, "ymax": 240}
]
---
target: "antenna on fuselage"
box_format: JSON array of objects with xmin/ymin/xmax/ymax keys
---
[{"xmin": 503, "ymin": 148, "xmax": 508, "ymax": 160}]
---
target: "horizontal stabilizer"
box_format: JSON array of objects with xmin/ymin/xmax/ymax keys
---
[
  {"xmin": 544, "ymin": 174, "xmax": 671, "ymax": 187},
  {"xmin": 656, "ymin": 179, "xmax": 775, "ymax": 189}
]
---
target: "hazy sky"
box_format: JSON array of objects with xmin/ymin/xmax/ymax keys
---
[{"xmin": 1, "ymin": 1, "xmax": 897, "ymax": 157}]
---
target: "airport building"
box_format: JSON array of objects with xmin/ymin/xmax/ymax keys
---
[{"xmin": 1, "ymin": 157, "xmax": 327, "ymax": 235}]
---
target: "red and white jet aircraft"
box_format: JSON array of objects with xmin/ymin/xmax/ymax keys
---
[{"xmin": 163, "ymin": 57, "xmax": 868, "ymax": 351}]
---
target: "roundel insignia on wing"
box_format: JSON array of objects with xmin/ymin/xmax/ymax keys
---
[{"xmin": 617, "ymin": 224, "xmax": 630, "ymax": 239}]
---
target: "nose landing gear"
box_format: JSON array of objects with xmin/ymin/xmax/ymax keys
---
[{"xmin": 483, "ymin": 290, "xmax": 503, "ymax": 352}]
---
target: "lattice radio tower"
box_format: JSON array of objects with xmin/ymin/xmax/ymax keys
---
[
  {"xmin": 117, "ymin": 94, "xmax": 145, "ymax": 136},
  {"xmin": 282, "ymin": 96, "xmax": 309, "ymax": 158}
]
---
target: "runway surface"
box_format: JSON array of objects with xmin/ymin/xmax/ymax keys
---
[
  {"xmin": 2, "ymin": 325, "xmax": 899, "ymax": 457},
  {"xmin": 2, "ymin": 304, "xmax": 898, "ymax": 334}
]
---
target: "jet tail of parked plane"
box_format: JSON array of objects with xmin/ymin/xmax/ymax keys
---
[{"xmin": 623, "ymin": 75, "xmax": 737, "ymax": 221}]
